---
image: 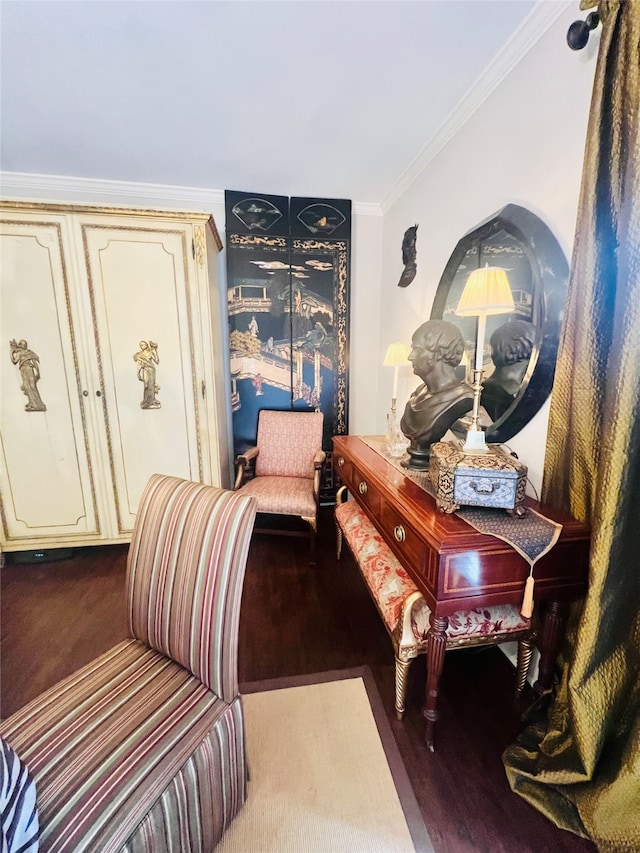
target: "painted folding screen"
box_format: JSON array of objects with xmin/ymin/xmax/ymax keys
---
[{"xmin": 225, "ymin": 191, "xmax": 351, "ymax": 461}]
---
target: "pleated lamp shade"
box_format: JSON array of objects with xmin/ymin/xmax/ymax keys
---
[
  {"xmin": 383, "ymin": 341, "xmax": 410, "ymax": 366},
  {"xmin": 455, "ymin": 266, "xmax": 514, "ymax": 316}
]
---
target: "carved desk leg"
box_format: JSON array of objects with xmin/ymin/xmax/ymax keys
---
[
  {"xmin": 534, "ymin": 600, "xmax": 569, "ymax": 694},
  {"xmin": 424, "ymin": 613, "xmax": 448, "ymax": 753}
]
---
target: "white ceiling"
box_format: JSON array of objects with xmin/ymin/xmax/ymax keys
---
[{"xmin": 2, "ymin": 1, "xmax": 558, "ymax": 207}]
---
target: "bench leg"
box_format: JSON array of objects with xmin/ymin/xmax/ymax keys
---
[
  {"xmin": 515, "ymin": 636, "xmax": 535, "ymax": 695},
  {"xmin": 424, "ymin": 613, "xmax": 448, "ymax": 753},
  {"xmin": 335, "ymin": 487, "xmax": 347, "ymax": 560},
  {"xmin": 395, "ymin": 657, "xmax": 411, "ymax": 720}
]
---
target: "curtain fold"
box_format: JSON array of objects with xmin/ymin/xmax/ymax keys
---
[{"xmin": 502, "ymin": 2, "xmax": 640, "ymax": 851}]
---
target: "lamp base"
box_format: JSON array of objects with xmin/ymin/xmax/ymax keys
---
[{"xmin": 462, "ymin": 427, "xmax": 489, "ymax": 453}]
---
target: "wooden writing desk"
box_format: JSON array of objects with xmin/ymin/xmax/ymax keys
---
[{"xmin": 333, "ymin": 435, "xmax": 590, "ymax": 749}]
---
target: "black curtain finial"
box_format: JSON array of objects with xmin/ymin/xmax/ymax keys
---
[{"xmin": 567, "ymin": 9, "xmax": 601, "ymax": 50}]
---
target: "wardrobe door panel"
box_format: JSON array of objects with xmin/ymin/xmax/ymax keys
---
[
  {"xmin": 81, "ymin": 221, "xmax": 203, "ymax": 534},
  {"xmin": 0, "ymin": 219, "xmax": 100, "ymax": 545}
]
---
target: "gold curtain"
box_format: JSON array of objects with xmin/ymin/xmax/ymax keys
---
[{"xmin": 502, "ymin": 2, "xmax": 640, "ymax": 851}]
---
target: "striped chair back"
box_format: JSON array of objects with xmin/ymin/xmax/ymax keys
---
[{"xmin": 127, "ymin": 474, "xmax": 257, "ymax": 701}]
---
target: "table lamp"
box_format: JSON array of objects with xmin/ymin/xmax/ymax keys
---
[
  {"xmin": 455, "ymin": 265, "xmax": 514, "ymax": 452},
  {"xmin": 430, "ymin": 266, "xmax": 527, "ymax": 518},
  {"xmin": 383, "ymin": 341, "xmax": 411, "ymax": 413},
  {"xmin": 383, "ymin": 341, "xmax": 410, "ymax": 456}
]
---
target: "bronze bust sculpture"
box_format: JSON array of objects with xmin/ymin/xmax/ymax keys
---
[{"xmin": 400, "ymin": 320, "xmax": 474, "ymax": 470}]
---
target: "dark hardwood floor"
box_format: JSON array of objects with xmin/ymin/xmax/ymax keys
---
[{"xmin": 1, "ymin": 506, "xmax": 596, "ymax": 853}]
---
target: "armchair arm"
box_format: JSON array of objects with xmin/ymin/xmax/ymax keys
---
[
  {"xmin": 234, "ymin": 446, "xmax": 259, "ymax": 491},
  {"xmin": 313, "ymin": 449, "xmax": 327, "ymax": 468},
  {"xmin": 397, "ymin": 589, "xmax": 428, "ymax": 652},
  {"xmin": 312, "ymin": 449, "xmax": 326, "ymax": 502}
]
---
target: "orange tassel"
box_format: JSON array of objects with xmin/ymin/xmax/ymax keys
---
[{"xmin": 521, "ymin": 574, "xmax": 535, "ymax": 619}]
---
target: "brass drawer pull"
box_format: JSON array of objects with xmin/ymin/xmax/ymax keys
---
[
  {"xmin": 358, "ymin": 481, "xmax": 368, "ymax": 495},
  {"xmin": 337, "ymin": 456, "xmax": 345, "ymax": 467},
  {"xmin": 394, "ymin": 525, "xmax": 406, "ymax": 543}
]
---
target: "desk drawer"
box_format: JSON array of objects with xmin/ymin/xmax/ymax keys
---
[
  {"xmin": 380, "ymin": 501, "xmax": 428, "ymax": 578},
  {"xmin": 334, "ymin": 453, "xmax": 353, "ymax": 486},
  {"xmin": 351, "ymin": 469, "xmax": 382, "ymax": 516},
  {"xmin": 335, "ymin": 454, "xmax": 382, "ymax": 516}
]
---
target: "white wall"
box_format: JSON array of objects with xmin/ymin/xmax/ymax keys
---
[
  {"xmin": 347, "ymin": 211, "xmax": 385, "ymax": 435},
  {"xmin": 378, "ymin": 5, "xmax": 598, "ymax": 494}
]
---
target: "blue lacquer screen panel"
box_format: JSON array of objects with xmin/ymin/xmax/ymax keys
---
[{"xmin": 224, "ymin": 191, "xmax": 351, "ymax": 460}]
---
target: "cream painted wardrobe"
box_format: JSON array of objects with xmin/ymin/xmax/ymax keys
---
[{"xmin": 0, "ymin": 201, "xmax": 230, "ymax": 552}]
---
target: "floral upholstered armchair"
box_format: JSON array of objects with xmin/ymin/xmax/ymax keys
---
[
  {"xmin": 233, "ymin": 409, "xmax": 326, "ymax": 564},
  {"xmin": 1, "ymin": 475, "xmax": 257, "ymax": 852}
]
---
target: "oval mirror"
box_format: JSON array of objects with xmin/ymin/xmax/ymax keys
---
[{"xmin": 430, "ymin": 204, "xmax": 569, "ymax": 443}]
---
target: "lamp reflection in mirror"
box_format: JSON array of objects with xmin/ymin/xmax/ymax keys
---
[
  {"xmin": 455, "ymin": 266, "xmax": 514, "ymax": 453},
  {"xmin": 383, "ymin": 341, "xmax": 410, "ymax": 457}
]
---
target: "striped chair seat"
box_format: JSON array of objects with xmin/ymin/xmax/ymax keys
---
[
  {"xmin": 335, "ymin": 498, "xmax": 533, "ymax": 719},
  {"xmin": 2, "ymin": 639, "xmax": 245, "ymax": 852}
]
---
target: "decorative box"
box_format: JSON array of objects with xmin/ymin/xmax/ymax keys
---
[{"xmin": 429, "ymin": 441, "xmax": 527, "ymax": 516}]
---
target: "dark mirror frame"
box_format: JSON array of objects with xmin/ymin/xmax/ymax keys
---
[{"xmin": 430, "ymin": 204, "xmax": 569, "ymax": 443}]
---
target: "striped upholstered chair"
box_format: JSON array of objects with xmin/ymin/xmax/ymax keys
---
[
  {"xmin": 1, "ymin": 474, "xmax": 257, "ymax": 852},
  {"xmin": 233, "ymin": 409, "xmax": 326, "ymax": 564}
]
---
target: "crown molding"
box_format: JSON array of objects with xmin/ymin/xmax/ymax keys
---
[
  {"xmin": 0, "ymin": 172, "xmax": 382, "ymax": 218},
  {"xmin": 0, "ymin": 172, "xmax": 225, "ymax": 211},
  {"xmin": 352, "ymin": 201, "xmax": 383, "ymax": 217},
  {"xmin": 381, "ymin": 0, "xmax": 574, "ymax": 214}
]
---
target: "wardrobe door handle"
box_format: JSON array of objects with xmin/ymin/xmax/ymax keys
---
[
  {"xmin": 337, "ymin": 456, "xmax": 345, "ymax": 467},
  {"xmin": 96, "ymin": 390, "xmax": 102, "ymax": 397},
  {"xmin": 82, "ymin": 390, "xmax": 89, "ymax": 397}
]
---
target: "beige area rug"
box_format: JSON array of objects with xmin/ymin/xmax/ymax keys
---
[{"xmin": 216, "ymin": 667, "xmax": 433, "ymax": 853}]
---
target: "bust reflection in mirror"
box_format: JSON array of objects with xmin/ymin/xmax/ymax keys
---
[
  {"xmin": 482, "ymin": 319, "xmax": 536, "ymax": 422},
  {"xmin": 400, "ymin": 320, "xmax": 474, "ymax": 470}
]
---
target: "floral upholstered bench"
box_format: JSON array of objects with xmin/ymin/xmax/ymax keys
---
[{"xmin": 335, "ymin": 490, "xmax": 534, "ymax": 719}]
